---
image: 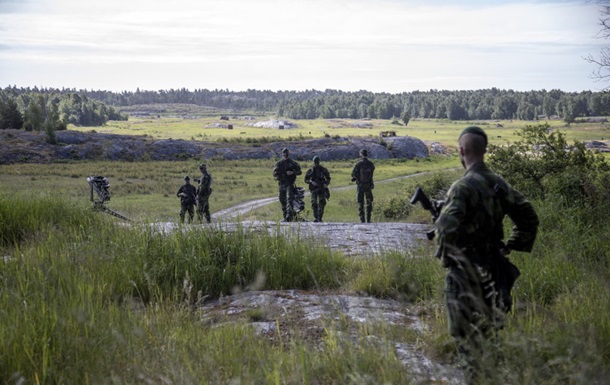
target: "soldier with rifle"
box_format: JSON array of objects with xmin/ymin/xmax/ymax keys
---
[
  {"xmin": 273, "ymin": 148, "xmax": 302, "ymax": 222},
  {"xmin": 304, "ymin": 155, "xmax": 331, "ymax": 222},
  {"xmin": 195, "ymin": 163, "xmax": 213, "ymax": 223},
  {"xmin": 177, "ymin": 175, "xmax": 197, "ymax": 223},
  {"xmin": 413, "ymin": 126, "xmax": 539, "ymax": 384},
  {"xmin": 351, "ymin": 149, "xmax": 375, "ymax": 223}
]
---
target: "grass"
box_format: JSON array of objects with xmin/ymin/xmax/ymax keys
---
[
  {"xmin": 73, "ymin": 116, "xmax": 610, "ymax": 147},
  {"xmin": 0, "ymin": 156, "xmax": 460, "ymax": 223},
  {"xmin": 1, "ymin": 118, "xmax": 610, "ymax": 384}
]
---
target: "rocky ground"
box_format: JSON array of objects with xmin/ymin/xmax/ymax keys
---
[
  {"xmin": 146, "ymin": 188, "xmax": 466, "ymax": 384},
  {"xmin": 0, "ymin": 129, "xmax": 432, "ymax": 164}
]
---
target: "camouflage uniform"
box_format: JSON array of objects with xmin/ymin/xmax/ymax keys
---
[
  {"xmin": 273, "ymin": 149, "xmax": 302, "ymax": 221},
  {"xmin": 177, "ymin": 178, "xmax": 197, "ymax": 223},
  {"xmin": 435, "ymin": 161, "xmax": 539, "ymax": 382},
  {"xmin": 304, "ymin": 157, "xmax": 331, "ymax": 222},
  {"xmin": 351, "ymin": 152, "xmax": 375, "ymax": 223},
  {"xmin": 196, "ymin": 166, "xmax": 213, "ymax": 223}
]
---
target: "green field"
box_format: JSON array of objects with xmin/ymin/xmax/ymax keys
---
[{"xmin": 73, "ymin": 116, "xmax": 610, "ymax": 148}]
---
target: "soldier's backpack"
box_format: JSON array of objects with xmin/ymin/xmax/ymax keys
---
[{"xmin": 359, "ymin": 162, "xmax": 374, "ymax": 184}]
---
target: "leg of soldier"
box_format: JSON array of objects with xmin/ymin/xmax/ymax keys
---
[
  {"xmin": 311, "ymin": 191, "xmax": 320, "ymax": 222},
  {"xmin": 180, "ymin": 205, "xmax": 187, "ymax": 223},
  {"xmin": 201, "ymin": 196, "xmax": 211, "ymax": 223},
  {"xmin": 187, "ymin": 204, "xmax": 195, "ymax": 223},
  {"xmin": 365, "ymin": 187, "xmax": 373, "ymax": 223},
  {"xmin": 196, "ymin": 198, "xmax": 204, "ymax": 222},
  {"xmin": 278, "ymin": 183, "xmax": 288, "ymax": 220},
  {"xmin": 318, "ymin": 194, "xmax": 326, "ymax": 222},
  {"xmin": 357, "ymin": 186, "xmax": 365, "ymax": 222},
  {"xmin": 445, "ymin": 257, "xmax": 494, "ymax": 385}
]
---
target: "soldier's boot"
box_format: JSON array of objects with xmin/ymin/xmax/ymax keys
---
[
  {"xmin": 359, "ymin": 214, "xmax": 365, "ymax": 223},
  {"xmin": 366, "ymin": 211, "xmax": 372, "ymax": 223},
  {"xmin": 205, "ymin": 214, "xmax": 211, "ymax": 223}
]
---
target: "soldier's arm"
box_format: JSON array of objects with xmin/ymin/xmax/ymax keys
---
[
  {"xmin": 294, "ymin": 161, "xmax": 302, "ymax": 176},
  {"xmin": 434, "ymin": 182, "xmax": 471, "ymax": 258},
  {"xmin": 324, "ymin": 168, "xmax": 331, "ymax": 185},
  {"xmin": 504, "ymin": 189, "xmax": 539, "ymax": 253},
  {"xmin": 304, "ymin": 169, "xmax": 312, "ymax": 183},
  {"xmin": 351, "ymin": 163, "xmax": 359, "ymax": 180}
]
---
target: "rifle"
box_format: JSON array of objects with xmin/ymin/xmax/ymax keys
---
[{"xmin": 409, "ymin": 187, "xmax": 444, "ymax": 240}]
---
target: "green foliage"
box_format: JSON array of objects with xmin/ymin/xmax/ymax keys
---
[
  {"xmin": 351, "ymin": 248, "xmax": 443, "ymax": 301},
  {"xmin": 487, "ymin": 123, "xmax": 610, "ymax": 202},
  {"xmin": 0, "ymin": 98, "xmax": 23, "ymax": 129}
]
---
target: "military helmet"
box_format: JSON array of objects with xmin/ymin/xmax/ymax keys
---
[
  {"xmin": 199, "ymin": 163, "xmax": 207, "ymax": 169},
  {"xmin": 313, "ymin": 155, "xmax": 320, "ymax": 163},
  {"xmin": 359, "ymin": 149, "xmax": 368, "ymax": 157},
  {"xmin": 459, "ymin": 126, "xmax": 488, "ymax": 146},
  {"xmin": 184, "ymin": 175, "xmax": 190, "ymax": 181}
]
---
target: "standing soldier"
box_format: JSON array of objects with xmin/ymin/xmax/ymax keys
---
[
  {"xmin": 195, "ymin": 163, "xmax": 213, "ymax": 223},
  {"xmin": 177, "ymin": 175, "xmax": 197, "ymax": 223},
  {"xmin": 273, "ymin": 148, "xmax": 302, "ymax": 222},
  {"xmin": 351, "ymin": 149, "xmax": 375, "ymax": 223},
  {"xmin": 434, "ymin": 126, "xmax": 539, "ymax": 383},
  {"xmin": 304, "ymin": 155, "xmax": 331, "ymax": 222}
]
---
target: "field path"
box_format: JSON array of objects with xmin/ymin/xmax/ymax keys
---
[{"xmin": 213, "ymin": 171, "xmax": 437, "ymax": 220}]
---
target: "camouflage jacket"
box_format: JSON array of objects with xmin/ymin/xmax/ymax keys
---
[
  {"xmin": 177, "ymin": 183, "xmax": 197, "ymax": 205},
  {"xmin": 196, "ymin": 172, "xmax": 213, "ymax": 198},
  {"xmin": 273, "ymin": 158, "xmax": 302, "ymax": 184},
  {"xmin": 351, "ymin": 158, "xmax": 375, "ymax": 185},
  {"xmin": 434, "ymin": 162, "xmax": 539, "ymax": 261},
  {"xmin": 304, "ymin": 165, "xmax": 331, "ymax": 191}
]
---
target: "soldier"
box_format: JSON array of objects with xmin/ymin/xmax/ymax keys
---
[
  {"xmin": 272, "ymin": 148, "xmax": 302, "ymax": 222},
  {"xmin": 434, "ymin": 126, "xmax": 539, "ymax": 383},
  {"xmin": 351, "ymin": 149, "xmax": 375, "ymax": 223},
  {"xmin": 195, "ymin": 163, "xmax": 213, "ymax": 223},
  {"xmin": 304, "ymin": 155, "xmax": 331, "ymax": 222},
  {"xmin": 177, "ymin": 175, "xmax": 197, "ymax": 223}
]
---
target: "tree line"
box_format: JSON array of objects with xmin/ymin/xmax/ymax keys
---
[
  {"xmin": 1, "ymin": 86, "xmax": 609, "ymax": 126},
  {"xmin": 0, "ymin": 88, "xmax": 127, "ymax": 142}
]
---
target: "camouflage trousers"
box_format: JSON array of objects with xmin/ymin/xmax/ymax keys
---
[
  {"xmin": 310, "ymin": 190, "xmax": 327, "ymax": 222},
  {"xmin": 180, "ymin": 203, "xmax": 195, "ymax": 223},
  {"xmin": 196, "ymin": 195, "xmax": 211, "ymax": 223},
  {"xmin": 356, "ymin": 184, "xmax": 373, "ymax": 222},
  {"xmin": 445, "ymin": 257, "xmax": 504, "ymax": 384},
  {"xmin": 278, "ymin": 182, "xmax": 296, "ymax": 221}
]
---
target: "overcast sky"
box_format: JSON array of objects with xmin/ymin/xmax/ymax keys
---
[{"xmin": 0, "ymin": 0, "xmax": 606, "ymax": 93}]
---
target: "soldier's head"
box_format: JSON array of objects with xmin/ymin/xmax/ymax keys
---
[
  {"xmin": 313, "ymin": 155, "xmax": 320, "ymax": 165},
  {"xmin": 458, "ymin": 126, "xmax": 487, "ymax": 169},
  {"xmin": 184, "ymin": 175, "xmax": 191, "ymax": 183},
  {"xmin": 199, "ymin": 163, "xmax": 207, "ymax": 172},
  {"xmin": 359, "ymin": 149, "xmax": 368, "ymax": 158},
  {"xmin": 282, "ymin": 148, "xmax": 290, "ymax": 158}
]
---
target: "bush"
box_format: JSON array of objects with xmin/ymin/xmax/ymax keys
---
[{"xmin": 487, "ymin": 123, "xmax": 610, "ymax": 203}]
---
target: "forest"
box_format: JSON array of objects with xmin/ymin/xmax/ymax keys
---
[{"xmin": 1, "ymin": 86, "xmax": 609, "ymax": 126}]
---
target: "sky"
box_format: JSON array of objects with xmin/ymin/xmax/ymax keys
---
[{"xmin": 0, "ymin": 0, "xmax": 607, "ymax": 93}]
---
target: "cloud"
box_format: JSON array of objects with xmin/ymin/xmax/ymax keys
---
[{"xmin": 0, "ymin": 0, "xmax": 605, "ymax": 92}]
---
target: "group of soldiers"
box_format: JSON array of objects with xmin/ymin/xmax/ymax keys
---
[
  {"xmin": 177, "ymin": 126, "xmax": 540, "ymax": 384},
  {"xmin": 176, "ymin": 163, "xmax": 213, "ymax": 223},
  {"xmin": 272, "ymin": 147, "xmax": 375, "ymax": 223}
]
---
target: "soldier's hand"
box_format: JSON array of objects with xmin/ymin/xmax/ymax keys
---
[
  {"xmin": 286, "ymin": 171, "xmax": 294, "ymax": 175},
  {"xmin": 351, "ymin": 177, "xmax": 356, "ymax": 182},
  {"xmin": 311, "ymin": 181, "xmax": 318, "ymax": 187}
]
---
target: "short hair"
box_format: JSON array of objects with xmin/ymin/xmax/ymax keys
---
[{"xmin": 359, "ymin": 149, "xmax": 368, "ymax": 157}]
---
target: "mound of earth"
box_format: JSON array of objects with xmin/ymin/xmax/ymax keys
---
[{"xmin": 0, "ymin": 129, "xmax": 430, "ymax": 164}]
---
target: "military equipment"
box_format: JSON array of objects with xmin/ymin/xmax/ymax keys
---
[
  {"xmin": 410, "ymin": 187, "xmax": 444, "ymax": 221},
  {"xmin": 410, "ymin": 187, "xmax": 444, "ymax": 240},
  {"xmin": 87, "ymin": 176, "xmax": 131, "ymax": 221},
  {"xmin": 292, "ymin": 186, "xmax": 305, "ymax": 214}
]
